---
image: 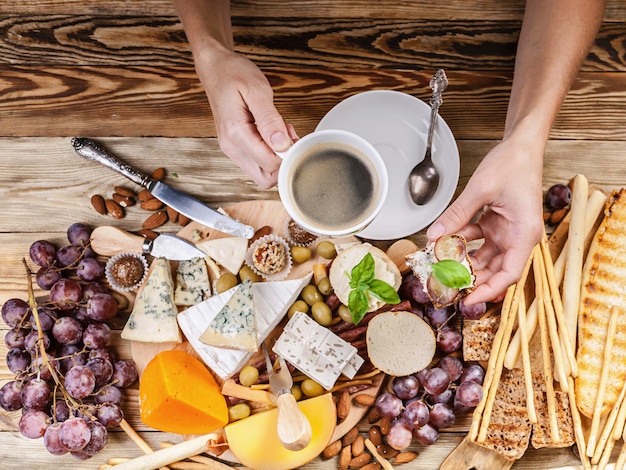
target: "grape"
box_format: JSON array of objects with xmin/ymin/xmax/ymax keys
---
[
  {"xmin": 427, "ymin": 388, "xmax": 454, "ymax": 405},
  {"xmin": 402, "ymin": 399, "xmax": 429, "ymax": 429},
  {"xmin": 459, "ymin": 298, "xmax": 487, "ymax": 320},
  {"xmin": 24, "ymin": 329, "xmax": 50, "ymax": 354},
  {"xmin": 82, "ymin": 322, "xmax": 111, "ymax": 349},
  {"xmin": 2, "ymin": 298, "xmax": 29, "ymax": 329},
  {"xmin": 67, "ymin": 223, "xmax": 92, "ymax": 249},
  {"xmin": 433, "ymin": 234, "xmax": 466, "ymax": 262},
  {"xmin": 52, "ymin": 316, "xmax": 83, "ymax": 345},
  {"xmin": 58, "ymin": 344, "xmax": 88, "ymax": 372},
  {"xmin": 391, "ymin": 375, "xmax": 420, "ymax": 400},
  {"xmin": 460, "ymin": 364, "xmax": 485, "ymax": 385},
  {"xmin": 51, "ymin": 400, "xmax": 70, "ymax": 422},
  {"xmin": 73, "ymin": 307, "xmax": 92, "ymax": 325},
  {"xmin": 5, "ymin": 328, "xmax": 27, "ymax": 349},
  {"xmin": 31, "ymin": 354, "xmax": 58, "ymax": 381},
  {"xmin": 6, "ymin": 348, "xmax": 31, "ymax": 374},
  {"xmin": 415, "ymin": 367, "xmax": 430, "ymax": 386},
  {"xmin": 56, "ymin": 245, "xmax": 82, "ymax": 268},
  {"xmin": 36, "ymin": 266, "xmax": 64, "ymax": 290},
  {"xmin": 19, "ymin": 410, "xmax": 50, "ymax": 439},
  {"xmin": 86, "ymin": 357, "xmax": 114, "ymax": 387},
  {"xmin": 85, "ymin": 293, "xmax": 118, "ymax": 321},
  {"xmin": 59, "ymin": 417, "xmax": 91, "ymax": 451},
  {"xmin": 82, "ymin": 282, "xmax": 109, "ymax": 300},
  {"xmin": 76, "ymin": 258, "xmax": 105, "ymax": 282},
  {"xmin": 29, "ymin": 308, "xmax": 56, "ymax": 331},
  {"xmin": 545, "ymin": 183, "xmax": 572, "ymax": 210},
  {"xmin": 386, "ymin": 421, "xmax": 413, "ymax": 450},
  {"xmin": 83, "ymin": 420, "xmax": 108, "ymax": 455},
  {"xmin": 426, "ymin": 274, "xmax": 459, "ymax": 307},
  {"xmin": 89, "ymin": 347, "xmax": 116, "ymax": 364},
  {"xmin": 21, "ymin": 379, "xmax": 51, "ymax": 411},
  {"xmin": 438, "ymin": 356, "xmax": 464, "ymax": 382},
  {"xmin": 422, "ymin": 367, "xmax": 450, "ymax": 396},
  {"xmin": 111, "ymin": 359, "xmax": 138, "ymax": 388},
  {"xmin": 65, "ymin": 365, "xmax": 96, "ymax": 399},
  {"xmin": 436, "ymin": 326, "xmax": 463, "ymax": 354},
  {"xmin": 429, "ymin": 403, "xmax": 455, "ymax": 429},
  {"xmin": 29, "ymin": 240, "xmax": 57, "ymax": 267},
  {"xmin": 399, "ymin": 274, "xmax": 430, "ymax": 304},
  {"xmin": 94, "ymin": 385, "xmax": 123, "ymax": 405},
  {"xmin": 374, "ymin": 392, "xmax": 403, "ymax": 419},
  {"xmin": 413, "ymin": 422, "xmax": 439, "ymax": 446},
  {"xmin": 43, "ymin": 422, "xmax": 69, "ymax": 455},
  {"xmin": 96, "ymin": 402, "xmax": 124, "ymax": 428},
  {"xmin": 50, "ymin": 278, "xmax": 83, "ymax": 311},
  {"xmin": 455, "ymin": 380, "xmax": 484, "ymax": 408},
  {"xmin": 425, "ymin": 304, "xmax": 454, "ymax": 329},
  {"xmin": 0, "ymin": 380, "xmax": 24, "ymax": 411}
]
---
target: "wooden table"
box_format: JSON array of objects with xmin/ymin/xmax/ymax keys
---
[{"xmin": 1, "ymin": 1, "xmax": 626, "ymax": 468}]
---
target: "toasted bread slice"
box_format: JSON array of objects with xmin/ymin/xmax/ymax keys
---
[
  {"xmin": 576, "ymin": 189, "xmax": 626, "ymax": 418},
  {"xmin": 477, "ymin": 399, "xmax": 532, "ymax": 461},
  {"xmin": 462, "ymin": 315, "xmax": 500, "ymax": 362},
  {"xmin": 531, "ymin": 390, "xmax": 575, "ymax": 449}
]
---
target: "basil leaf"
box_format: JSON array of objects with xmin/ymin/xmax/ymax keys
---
[
  {"xmin": 368, "ymin": 279, "xmax": 401, "ymax": 304},
  {"xmin": 431, "ymin": 259, "xmax": 472, "ymax": 288},
  {"xmin": 351, "ymin": 252, "xmax": 375, "ymax": 287},
  {"xmin": 348, "ymin": 289, "xmax": 369, "ymax": 324}
]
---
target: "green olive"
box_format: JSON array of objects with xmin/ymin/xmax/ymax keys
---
[
  {"xmin": 238, "ymin": 265, "xmax": 260, "ymax": 283},
  {"xmin": 291, "ymin": 383, "xmax": 303, "ymax": 401},
  {"xmin": 238, "ymin": 365, "xmax": 259, "ymax": 387},
  {"xmin": 301, "ymin": 379, "xmax": 324, "ymax": 397},
  {"xmin": 228, "ymin": 403, "xmax": 251, "ymax": 422},
  {"xmin": 316, "ymin": 276, "xmax": 334, "ymax": 296},
  {"xmin": 316, "ymin": 240, "xmax": 337, "ymax": 259},
  {"xmin": 288, "ymin": 299, "xmax": 309, "ymax": 318},
  {"xmin": 311, "ymin": 301, "xmax": 332, "ymax": 326},
  {"xmin": 301, "ymin": 284, "xmax": 323, "ymax": 306},
  {"xmin": 291, "ymin": 246, "xmax": 312, "ymax": 264},
  {"xmin": 215, "ymin": 272, "xmax": 238, "ymax": 293},
  {"xmin": 337, "ymin": 304, "xmax": 353, "ymax": 323}
]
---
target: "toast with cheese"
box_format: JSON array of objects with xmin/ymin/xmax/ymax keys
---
[{"xmin": 576, "ymin": 189, "xmax": 626, "ymax": 418}]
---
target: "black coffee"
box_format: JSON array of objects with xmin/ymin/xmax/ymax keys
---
[{"xmin": 290, "ymin": 145, "xmax": 377, "ymax": 232}]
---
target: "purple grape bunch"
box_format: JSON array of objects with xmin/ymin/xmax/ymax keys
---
[{"xmin": 1, "ymin": 222, "xmax": 138, "ymax": 460}]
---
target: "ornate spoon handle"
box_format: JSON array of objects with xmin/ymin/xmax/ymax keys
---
[{"xmin": 425, "ymin": 69, "xmax": 448, "ymax": 149}]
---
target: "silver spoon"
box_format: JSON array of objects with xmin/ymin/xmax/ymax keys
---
[{"xmin": 408, "ymin": 69, "xmax": 448, "ymax": 205}]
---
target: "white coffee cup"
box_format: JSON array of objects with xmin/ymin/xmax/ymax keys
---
[{"xmin": 277, "ymin": 129, "xmax": 388, "ymax": 237}]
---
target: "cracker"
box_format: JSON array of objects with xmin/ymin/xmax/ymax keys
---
[{"xmin": 462, "ymin": 315, "xmax": 500, "ymax": 362}]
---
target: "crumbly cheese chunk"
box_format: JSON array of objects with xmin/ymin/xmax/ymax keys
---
[
  {"xmin": 174, "ymin": 257, "xmax": 211, "ymax": 306},
  {"xmin": 121, "ymin": 257, "xmax": 182, "ymax": 343},
  {"xmin": 196, "ymin": 237, "xmax": 248, "ymax": 274}
]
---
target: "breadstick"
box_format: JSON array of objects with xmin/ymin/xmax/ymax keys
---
[
  {"xmin": 587, "ymin": 306, "xmax": 619, "ymax": 457},
  {"xmin": 616, "ymin": 440, "xmax": 626, "ymax": 470},
  {"xmin": 517, "ymin": 291, "xmax": 536, "ymax": 423},
  {"xmin": 591, "ymin": 378, "xmax": 626, "ymax": 463},
  {"xmin": 119, "ymin": 419, "xmax": 171, "ymax": 470},
  {"xmin": 567, "ymin": 376, "xmax": 592, "ymax": 470},
  {"xmin": 504, "ymin": 297, "xmax": 538, "ymax": 370}
]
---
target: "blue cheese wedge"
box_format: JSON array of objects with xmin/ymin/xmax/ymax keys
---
[
  {"xmin": 174, "ymin": 257, "xmax": 211, "ymax": 306},
  {"xmin": 196, "ymin": 237, "xmax": 248, "ymax": 274},
  {"xmin": 272, "ymin": 311, "xmax": 361, "ymax": 390},
  {"xmin": 121, "ymin": 257, "xmax": 182, "ymax": 343},
  {"xmin": 199, "ymin": 279, "xmax": 257, "ymax": 352},
  {"xmin": 178, "ymin": 274, "xmax": 312, "ymax": 379}
]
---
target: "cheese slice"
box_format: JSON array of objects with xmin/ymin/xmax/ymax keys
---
[
  {"xmin": 177, "ymin": 274, "xmax": 312, "ymax": 379},
  {"xmin": 197, "ymin": 237, "xmax": 248, "ymax": 274},
  {"xmin": 199, "ymin": 279, "xmax": 258, "ymax": 352},
  {"xmin": 174, "ymin": 257, "xmax": 211, "ymax": 306},
  {"xmin": 121, "ymin": 257, "xmax": 182, "ymax": 343}
]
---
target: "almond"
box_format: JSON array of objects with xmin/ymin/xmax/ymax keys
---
[
  {"xmin": 348, "ymin": 453, "xmax": 371, "ymax": 468},
  {"xmin": 337, "ymin": 390, "xmax": 351, "ymax": 420},
  {"xmin": 137, "ymin": 229, "xmax": 158, "ymax": 240},
  {"xmin": 178, "ymin": 213, "xmax": 190, "ymax": 227},
  {"xmin": 142, "ymin": 211, "xmax": 167, "ymax": 230},
  {"xmin": 379, "ymin": 417, "xmax": 391, "ymax": 435},
  {"xmin": 90, "ymin": 194, "xmax": 107, "ymax": 215},
  {"xmin": 322, "ymin": 439, "xmax": 342, "ymax": 459},
  {"xmin": 112, "ymin": 193, "xmax": 135, "ymax": 207},
  {"xmin": 114, "ymin": 185, "xmax": 137, "ymax": 198},
  {"xmin": 368, "ymin": 425, "xmax": 382, "ymax": 447},
  {"xmin": 151, "ymin": 167, "xmax": 166, "ymax": 180},
  {"xmin": 549, "ymin": 207, "xmax": 568, "ymax": 226},
  {"xmin": 342, "ymin": 426, "xmax": 359, "ymax": 447},
  {"xmin": 105, "ymin": 199, "xmax": 124, "ymax": 219},
  {"xmin": 354, "ymin": 394, "xmax": 376, "ymax": 407},
  {"xmin": 361, "ymin": 464, "xmax": 381, "ymax": 470},
  {"xmin": 140, "ymin": 198, "xmax": 164, "ymax": 211},
  {"xmin": 250, "ymin": 225, "xmax": 272, "ymax": 244},
  {"xmin": 394, "ymin": 451, "xmax": 418, "ymax": 464},
  {"xmin": 351, "ymin": 434, "xmax": 365, "ymax": 457},
  {"xmin": 138, "ymin": 189, "xmax": 154, "ymax": 202},
  {"xmin": 367, "ymin": 406, "xmax": 381, "ymax": 424},
  {"xmin": 166, "ymin": 206, "xmax": 179, "ymax": 224},
  {"xmin": 375, "ymin": 444, "xmax": 398, "ymax": 459},
  {"xmin": 339, "ymin": 446, "xmax": 352, "ymax": 470}
]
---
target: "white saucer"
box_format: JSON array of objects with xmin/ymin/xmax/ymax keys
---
[{"xmin": 316, "ymin": 90, "xmax": 459, "ymax": 240}]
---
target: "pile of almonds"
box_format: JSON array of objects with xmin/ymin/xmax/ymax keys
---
[
  {"xmin": 89, "ymin": 167, "xmax": 190, "ymax": 237},
  {"xmin": 323, "ymin": 392, "xmax": 418, "ymax": 470}
]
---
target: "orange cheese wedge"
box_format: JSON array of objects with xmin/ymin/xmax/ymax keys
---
[
  {"xmin": 139, "ymin": 349, "xmax": 228, "ymax": 434},
  {"xmin": 224, "ymin": 393, "xmax": 336, "ymax": 470}
]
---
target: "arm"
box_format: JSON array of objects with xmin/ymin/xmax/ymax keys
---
[
  {"xmin": 173, "ymin": 0, "xmax": 296, "ymax": 189},
  {"xmin": 427, "ymin": 0, "xmax": 605, "ymax": 304}
]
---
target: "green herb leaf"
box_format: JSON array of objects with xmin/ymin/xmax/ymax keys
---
[
  {"xmin": 348, "ymin": 289, "xmax": 369, "ymax": 324},
  {"xmin": 431, "ymin": 259, "xmax": 472, "ymax": 288},
  {"xmin": 368, "ymin": 279, "xmax": 401, "ymax": 304},
  {"xmin": 348, "ymin": 252, "xmax": 375, "ymax": 289}
]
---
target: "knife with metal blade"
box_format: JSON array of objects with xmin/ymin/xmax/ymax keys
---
[
  {"xmin": 91, "ymin": 225, "xmax": 206, "ymax": 260},
  {"xmin": 71, "ymin": 137, "xmax": 255, "ymax": 239}
]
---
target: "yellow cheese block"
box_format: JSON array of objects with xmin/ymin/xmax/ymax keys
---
[
  {"xmin": 225, "ymin": 393, "xmax": 336, "ymax": 470},
  {"xmin": 139, "ymin": 350, "xmax": 228, "ymax": 434}
]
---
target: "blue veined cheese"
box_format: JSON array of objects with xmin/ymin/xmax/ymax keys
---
[
  {"xmin": 196, "ymin": 237, "xmax": 248, "ymax": 274},
  {"xmin": 199, "ymin": 279, "xmax": 257, "ymax": 352},
  {"xmin": 272, "ymin": 311, "xmax": 360, "ymax": 390},
  {"xmin": 174, "ymin": 257, "xmax": 211, "ymax": 306},
  {"xmin": 121, "ymin": 257, "xmax": 182, "ymax": 343}
]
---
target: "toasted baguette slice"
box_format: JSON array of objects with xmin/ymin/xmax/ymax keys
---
[{"xmin": 576, "ymin": 189, "xmax": 626, "ymax": 418}]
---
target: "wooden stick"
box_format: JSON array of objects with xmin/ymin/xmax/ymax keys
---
[
  {"xmin": 587, "ymin": 306, "xmax": 619, "ymax": 457},
  {"xmin": 119, "ymin": 419, "xmax": 170, "ymax": 470},
  {"xmin": 517, "ymin": 291, "xmax": 536, "ymax": 423},
  {"xmin": 567, "ymin": 377, "xmax": 592, "ymax": 470}
]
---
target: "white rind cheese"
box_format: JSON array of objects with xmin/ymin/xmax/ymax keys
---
[
  {"xmin": 199, "ymin": 279, "xmax": 258, "ymax": 352},
  {"xmin": 196, "ymin": 237, "xmax": 248, "ymax": 274},
  {"xmin": 174, "ymin": 257, "xmax": 211, "ymax": 306},
  {"xmin": 121, "ymin": 257, "xmax": 182, "ymax": 343}
]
